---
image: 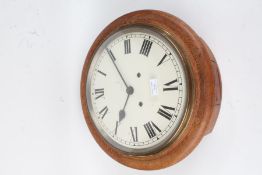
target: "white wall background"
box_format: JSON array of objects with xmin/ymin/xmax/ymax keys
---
[{"xmin": 0, "ymin": 0, "xmax": 262, "ymax": 174}]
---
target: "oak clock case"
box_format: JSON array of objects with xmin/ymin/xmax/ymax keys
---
[{"xmin": 81, "ymin": 10, "xmax": 222, "ymax": 170}]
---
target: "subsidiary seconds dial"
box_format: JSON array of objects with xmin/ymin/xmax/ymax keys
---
[{"xmin": 86, "ymin": 27, "xmax": 188, "ymax": 154}]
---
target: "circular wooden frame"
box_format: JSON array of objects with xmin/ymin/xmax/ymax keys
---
[{"xmin": 81, "ymin": 10, "xmax": 222, "ymax": 170}]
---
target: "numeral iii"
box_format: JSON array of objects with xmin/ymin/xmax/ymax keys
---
[{"xmin": 163, "ymin": 79, "xmax": 178, "ymax": 91}]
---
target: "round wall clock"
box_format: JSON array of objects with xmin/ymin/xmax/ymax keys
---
[{"xmin": 81, "ymin": 10, "xmax": 222, "ymax": 170}]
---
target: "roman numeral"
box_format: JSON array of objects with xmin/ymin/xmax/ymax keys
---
[
  {"xmin": 106, "ymin": 48, "xmax": 116, "ymax": 61},
  {"xmin": 130, "ymin": 127, "xmax": 138, "ymax": 142},
  {"xmin": 99, "ymin": 106, "xmax": 108, "ymax": 119},
  {"xmin": 124, "ymin": 39, "xmax": 131, "ymax": 54},
  {"xmin": 157, "ymin": 105, "xmax": 175, "ymax": 120},
  {"xmin": 151, "ymin": 121, "xmax": 161, "ymax": 132},
  {"xmin": 144, "ymin": 121, "xmax": 161, "ymax": 139},
  {"xmin": 114, "ymin": 121, "xmax": 118, "ymax": 135},
  {"xmin": 157, "ymin": 54, "xmax": 167, "ymax": 66},
  {"xmin": 140, "ymin": 39, "xmax": 153, "ymax": 57},
  {"xmin": 163, "ymin": 79, "xmax": 178, "ymax": 91},
  {"xmin": 94, "ymin": 88, "xmax": 104, "ymax": 99},
  {"xmin": 97, "ymin": 70, "xmax": 106, "ymax": 76}
]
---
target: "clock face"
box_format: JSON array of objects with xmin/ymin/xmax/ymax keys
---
[{"xmin": 86, "ymin": 27, "xmax": 188, "ymax": 154}]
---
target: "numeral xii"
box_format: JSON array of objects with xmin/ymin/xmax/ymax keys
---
[{"xmin": 140, "ymin": 39, "xmax": 152, "ymax": 57}]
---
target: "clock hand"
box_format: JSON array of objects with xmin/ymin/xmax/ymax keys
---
[
  {"xmin": 119, "ymin": 86, "xmax": 134, "ymax": 122},
  {"xmin": 106, "ymin": 48, "xmax": 135, "ymax": 122},
  {"xmin": 106, "ymin": 48, "xmax": 128, "ymax": 88},
  {"xmin": 119, "ymin": 94, "xmax": 129, "ymax": 122}
]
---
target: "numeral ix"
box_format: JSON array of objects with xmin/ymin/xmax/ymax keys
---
[{"xmin": 94, "ymin": 88, "xmax": 104, "ymax": 99}]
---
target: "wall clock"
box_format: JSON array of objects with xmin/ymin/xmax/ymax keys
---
[{"xmin": 81, "ymin": 10, "xmax": 222, "ymax": 170}]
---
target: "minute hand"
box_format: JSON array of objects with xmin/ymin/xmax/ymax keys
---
[{"xmin": 106, "ymin": 48, "xmax": 128, "ymax": 88}]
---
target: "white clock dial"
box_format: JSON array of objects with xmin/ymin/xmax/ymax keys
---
[{"xmin": 86, "ymin": 27, "xmax": 188, "ymax": 154}]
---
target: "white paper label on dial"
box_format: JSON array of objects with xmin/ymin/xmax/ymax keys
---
[{"xmin": 150, "ymin": 79, "xmax": 159, "ymax": 96}]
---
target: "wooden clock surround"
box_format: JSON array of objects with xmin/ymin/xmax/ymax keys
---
[{"xmin": 81, "ymin": 10, "xmax": 222, "ymax": 170}]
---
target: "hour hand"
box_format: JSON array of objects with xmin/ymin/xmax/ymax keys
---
[
  {"xmin": 119, "ymin": 94, "xmax": 129, "ymax": 122},
  {"xmin": 118, "ymin": 86, "xmax": 134, "ymax": 122},
  {"xmin": 119, "ymin": 109, "xmax": 125, "ymax": 122}
]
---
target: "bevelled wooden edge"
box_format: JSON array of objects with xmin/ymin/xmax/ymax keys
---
[
  {"xmin": 198, "ymin": 38, "xmax": 222, "ymax": 134},
  {"xmin": 80, "ymin": 10, "xmax": 222, "ymax": 170}
]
